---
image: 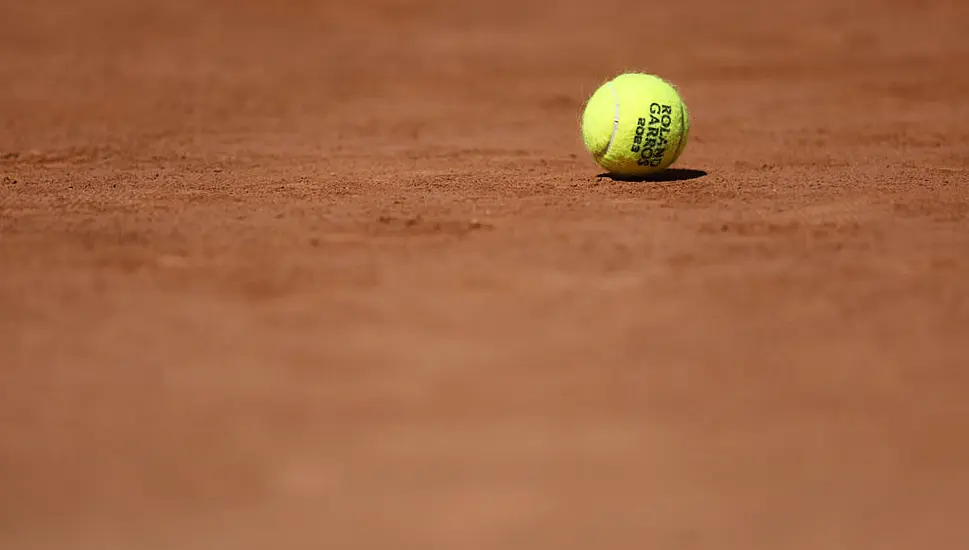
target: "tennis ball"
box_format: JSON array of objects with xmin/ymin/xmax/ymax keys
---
[{"xmin": 581, "ymin": 73, "xmax": 690, "ymax": 177}]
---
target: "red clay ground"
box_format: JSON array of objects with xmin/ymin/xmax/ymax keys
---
[{"xmin": 2, "ymin": 0, "xmax": 969, "ymax": 548}]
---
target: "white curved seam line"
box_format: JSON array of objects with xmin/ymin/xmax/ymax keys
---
[{"xmin": 604, "ymin": 81, "xmax": 619, "ymax": 157}]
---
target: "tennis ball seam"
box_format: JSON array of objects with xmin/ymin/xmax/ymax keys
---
[{"xmin": 598, "ymin": 81, "xmax": 620, "ymax": 160}]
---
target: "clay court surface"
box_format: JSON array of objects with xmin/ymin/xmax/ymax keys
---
[{"xmin": 2, "ymin": 0, "xmax": 969, "ymax": 547}]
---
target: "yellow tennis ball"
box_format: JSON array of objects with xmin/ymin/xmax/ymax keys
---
[{"xmin": 581, "ymin": 73, "xmax": 690, "ymax": 177}]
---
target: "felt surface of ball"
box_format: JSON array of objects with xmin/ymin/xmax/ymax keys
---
[{"xmin": 581, "ymin": 73, "xmax": 690, "ymax": 177}]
